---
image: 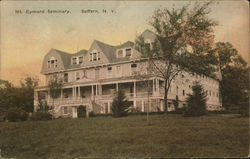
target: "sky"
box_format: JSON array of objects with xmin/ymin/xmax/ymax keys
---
[{"xmin": 0, "ymin": 0, "xmax": 249, "ymax": 85}]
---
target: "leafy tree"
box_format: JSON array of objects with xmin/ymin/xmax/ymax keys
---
[
  {"xmin": 0, "ymin": 77, "xmax": 38, "ymax": 121},
  {"xmin": 111, "ymin": 89, "xmax": 130, "ymax": 117},
  {"xmin": 19, "ymin": 77, "xmax": 39, "ymax": 112},
  {"xmin": 48, "ymin": 75, "xmax": 63, "ymax": 107},
  {"xmin": 173, "ymin": 95, "xmax": 179, "ymax": 110},
  {"xmin": 135, "ymin": 2, "xmax": 217, "ymax": 114},
  {"xmin": 214, "ymin": 42, "xmax": 249, "ymax": 115},
  {"xmin": 30, "ymin": 100, "xmax": 52, "ymax": 121},
  {"xmin": 184, "ymin": 83, "xmax": 207, "ymax": 117}
]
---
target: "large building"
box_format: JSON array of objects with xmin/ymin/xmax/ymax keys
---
[{"xmin": 34, "ymin": 30, "xmax": 222, "ymax": 118}]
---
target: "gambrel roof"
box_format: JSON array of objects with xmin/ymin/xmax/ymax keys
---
[{"xmin": 42, "ymin": 39, "xmax": 136, "ymax": 74}]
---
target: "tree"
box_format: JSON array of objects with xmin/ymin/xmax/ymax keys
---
[
  {"xmin": 173, "ymin": 95, "xmax": 179, "ymax": 111},
  {"xmin": 135, "ymin": 2, "xmax": 217, "ymax": 114},
  {"xmin": 111, "ymin": 89, "xmax": 130, "ymax": 117},
  {"xmin": 48, "ymin": 75, "xmax": 63, "ymax": 107},
  {"xmin": 20, "ymin": 77, "xmax": 39, "ymax": 112},
  {"xmin": 214, "ymin": 42, "xmax": 249, "ymax": 115},
  {"xmin": 184, "ymin": 83, "xmax": 207, "ymax": 117}
]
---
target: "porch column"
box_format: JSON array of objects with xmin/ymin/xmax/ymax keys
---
[
  {"xmin": 99, "ymin": 84, "xmax": 102, "ymax": 96},
  {"xmin": 78, "ymin": 86, "xmax": 81, "ymax": 98},
  {"xmin": 153, "ymin": 79, "xmax": 155, "ymax": 94},
  {"xmin": 60, "ymin": 89, "xmax": 63, "ymax": 99},
  {"xmin": 156, "ymin": 79, "xmax": 159, "ymax": 96},
  {"xmin": 91, "ymin": 85, "xmax": 94, "ymax": 99},
  {"xmin": 142, "ymin": 100, "xmax": 145, "ymax": 112},
  {"xmin": 108, "ymin": 102, "xmax": 110, "ymax": 113},
  {"xmin": 134, "ymin": 81, "xmax": 136, "ymax": 107},
  {"xmin": 96, "ymin": 84, "xmax": 98, "ymax": 95},
  {"xmin": 116, "ymin": 83, "xmax": 118, "ymax": 92},
  {"xmin": 72, "ymin": 87, "xmax": 74, "ymax": 97},
  {"xmin": 34, "ymin": 91, "xmax": 39, "ymax": 112},
  {"xmin": 48, "ymin": 90, "xmax": 50, "ymax": 102}
]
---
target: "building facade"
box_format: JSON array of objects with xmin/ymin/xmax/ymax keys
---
[{"xmin": 34, "ymin": 30, "xmax": 222, "ymax": 118}]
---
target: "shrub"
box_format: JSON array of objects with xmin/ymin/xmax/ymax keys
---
[
  {"xmin": 5, "ymin": 107, "xmax": 28, "ymax": 122},
  {"xmin": 30, "ymin": 111, "xmax": 52, "ymax": 121},
  {"xmin": 89, "ymin": 111, "xmax": 96, "ymax": 117},
  {"xmin": 111, "ymin": 89, "xmax": 130, "ymax": 117},
  {"xmin": 184, "ymin": 83, "xmax": 207, "ymax": 117}
]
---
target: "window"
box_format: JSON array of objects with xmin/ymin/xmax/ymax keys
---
[
  {"xmin": 47, "ymin": 57, "xmax": 57, "ymax": 68},
  {"xmin": 47, "ymin": 61, "xmax": 50, "ymax": 68},
  {"xmin": 79, "ymin": 56, "xmax": 83, "ymax": 64},
  {"xmin": 63, "ymin": 107, "xmax": 68, "ymax": 114},
  {"xmin": 125, "ymin": 48, "xmax": 132, "ymax": 56},
  {"xmin": 72, "ymin": 58, "xmax": 77, "ymax": 64},
  {"xmin": 107, "ymin": 66, "xmax": 112, "ymax": 71},
  {"xmin": 183, "ymin": 90, "xmax": 185, "ymax": 96},
  {"xmin": 95, "ymin": 68, "xmax": 100, "ymax": 79},
  {"xmin": 83, "ymin": 69, "xmax": 87, "ymax": 78},
  {"xmin": 131, "ymin": 64, "xmax": 137, "ymax": 75},
  {"xmin": 76, "ymin": 72, "xmax": 80, "ymax": 80},
  {"xmin": 116, "ymin": 65, "xmax": 120, "ymax": 71},
  {"xmin": 64, "ymin": 73, "xmax": 68, "ymax": 83},
  {"xmin": 131, "ymin": 64, "xmax": 137, "ymax": 68},
  {"xmin": 51, "ymin": 59, "xmax": 55, "ymax": 68},
  {"xmin": 55, "ymin": 60, "xmax": 57, "ymax": 67},
  {"xmin": 93, "ymin": 53, "xmax": 97, "ymax": 61},
  {"xmin": 117, "ymin": 50, "xmax": 123, "ymax": 58},
  {"xmin": 89, "ymin": 53, "xmax": 93, "ymax": 61},
  {"xmin": 97, "ymin": 52, "xmax": 100, "ymax": 60}
]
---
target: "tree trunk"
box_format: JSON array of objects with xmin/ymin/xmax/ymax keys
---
[{"xmin": 164, "ymin": 80, "xmax": 168, "ymax": 114}]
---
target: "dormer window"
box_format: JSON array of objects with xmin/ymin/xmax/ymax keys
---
[
  {"xmin": 93, "ymin": 53, "xmax": 97, "ymax": 61},
  {"xmin": 117, "ymin": 50, "xmax": 123, "ymax": 58},
  {"xmin": 72, "ymin": 57, "xmax": 77, "ymax": 65},
  {"xmin": 79, "ymin": 56, "xmax": 83, "ymax": 64},
  {"xmin": 125, "ymin": 48, "xmax": 132, "ymax": 56},
  {"xmin": 47, "ymin": 57, "xmax": 57, "ymax": 68},
  {"xmin": 90, "ymin": 51, "xmax": 101, "ymax": 61},
  {"xmin": 98, "ymin": 52, "xmax": 100, "ymax": 60},
  {"xmin": 89, "ymin": 53, "xmax": 93, "ymax": 61}
]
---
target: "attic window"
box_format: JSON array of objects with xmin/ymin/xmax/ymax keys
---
[
  {"xmin": 93, "ymin": 53, "xmax": 97, "ymax": 61},
  {"xmin": 97, "ymin": 52, "xmax": 100, "ymax": 60},
  {"xmin": 47, "ymin": 57, "xmax": 57, "ymax": 68},
  {"xmin": 72, "ymin": 57, "xmax": 77, "ymax": 65},
  {"xmin": 89, "ymin": 53, "xmax": 92, "ymax": 61},
  {"xmin": 79, "ymin": 56, "xmax": 83, "ymax": 64},
  {"xmin": 125, "ymin": 48, "xmax": 132, "ymax": 56},
  {"xmin": 117, "ymin": 50, "xmax": 123, "ymax": 58}
]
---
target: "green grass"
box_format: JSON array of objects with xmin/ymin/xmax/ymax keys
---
[{"xmin": 0, "ymin": 114, "xmax": 249, "ymax": 159}]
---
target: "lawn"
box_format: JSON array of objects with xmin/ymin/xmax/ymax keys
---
[{"xmin": 0, "ymin": 114, "xmax": 249, "ymax": 159}]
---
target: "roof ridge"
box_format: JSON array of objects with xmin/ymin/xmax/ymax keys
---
[{"xmin": 94, "ymin": 40, "xmax": 114, "ymax": 48}]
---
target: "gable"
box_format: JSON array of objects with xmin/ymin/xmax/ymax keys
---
[
  {"xmin": 41, "ymin": 49, "xmax": 67, "ymax": 74},
  {"xmin": 82, "ymin": 40, "xmax": 110, "ymax": 66}
]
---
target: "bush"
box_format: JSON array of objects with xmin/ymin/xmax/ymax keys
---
[
  {"xmin": 30, "ymin": 111, "xmax": 52, "ymax": 121},
  {"xmin": 5, "ymin": 107, "xmax": 28, "ymax": 122},
  {"xmin": 89, "ymin": 111, "xmax": 96, "ymax": 117},
  {"xmin": 184, "ymin": 83, "xmax": 207, "ymax": 117}
]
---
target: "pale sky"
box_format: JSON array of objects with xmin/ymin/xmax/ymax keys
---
[{"xmin": 0, "ymin": 0, "xmax": 249, "ymax": 85}]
